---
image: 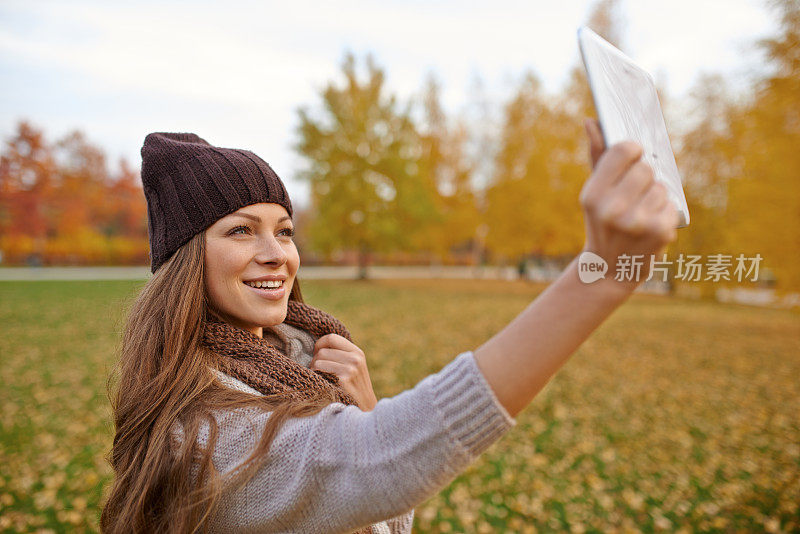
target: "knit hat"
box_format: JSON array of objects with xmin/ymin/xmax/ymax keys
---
[{"xmin": 140, "ymin": 132, "xmax": 293, "ymax": 272}]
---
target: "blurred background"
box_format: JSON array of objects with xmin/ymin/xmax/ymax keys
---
[
  {"xmin": 1, "ymin": 0, "xmax": 798, "ymax": 300},
  {"xmin": 1, "ymin": 0, "xmax": 798, "ymax": 532}
]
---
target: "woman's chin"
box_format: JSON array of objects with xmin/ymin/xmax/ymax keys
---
[
  {"xmin": 256, "ymin": 308, "xmax": 288, "ymax": 327},
  {"xmin": 228, "ymin": 298, "xmax": 288, "ymax": 328}
]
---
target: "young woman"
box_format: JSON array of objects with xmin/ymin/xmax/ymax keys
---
[{"xmin": 100, "ymin": 122, "xmax": 677, "ymax": 533}]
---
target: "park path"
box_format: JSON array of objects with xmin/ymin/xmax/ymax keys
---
[
  {"xmin": 0, "ymin": 265, "xmax": 552, "ymax": 282},
  {"xmin": 3, "ymin": 266, "xmax": 794, "ymax": 308}
]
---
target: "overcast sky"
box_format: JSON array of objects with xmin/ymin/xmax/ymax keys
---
[{"xmin": 0, "ymin": 0, "xmax": 778, "ymax": 209}]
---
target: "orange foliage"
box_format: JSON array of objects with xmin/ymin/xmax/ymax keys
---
[{"xmin": 0, "ymin": 121, "xmax": 148, "ymax": 265}]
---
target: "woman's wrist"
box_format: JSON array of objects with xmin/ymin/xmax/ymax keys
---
[{"xmin": 571, "ymin": 248, "xmax": 639, "ymax": 303}]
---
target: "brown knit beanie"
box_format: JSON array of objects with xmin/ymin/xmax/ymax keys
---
[{"xmin": 140, "ymin": 132, "xmax": 293, "ymax": 272}]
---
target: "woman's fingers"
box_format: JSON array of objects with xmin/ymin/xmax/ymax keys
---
[
  {"xmin": 580, "ymin": 141, "xmax": 644, "ymax": 213},
  {"xmin": 584, "ymin": 118, "xmax": 605, "ymax": 169},
  {"xmin": 637, "ymin": 182, "xmax": 677, "ymax": 237},
  {"xmin": 611, "ymin": 160, "xmax": 656, "ymax": 206},
  {"xmin": 637, "ymin": 180, "xmax": 670, "ymax": 213},
  {"xmin": 314, "ymin": 333, "xmax": 360, "ymax": 354},
  {"xmin": 309, "ymin": 358, "xmax": 348, "ymax": 376},
  {"xmin": 597, "ymin": 141, "xmax": 643, "ymax": 188},
  {"xmin": 657, "ymin": 202, "xmax": 680, "ymax": 241},
  {"xmin": 310, "ymin": 347, "xmax": 362, "ymax": 368}
]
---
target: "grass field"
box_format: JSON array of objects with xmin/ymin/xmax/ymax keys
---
[{"xmin": 1, "ymin": 279, "xmax": 798, "ymax": 533}]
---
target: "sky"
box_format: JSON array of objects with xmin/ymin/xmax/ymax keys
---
[{"xmin": 0, "ymin": 0, "xmax": 779, "ymax": 210}]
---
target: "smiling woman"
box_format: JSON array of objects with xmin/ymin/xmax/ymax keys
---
[
  {"xmin": 100, "ymin": 132, "xmax": 406, "ymax": 534},
  {"xmin": 100, "ymin": 124, "xmax": 677, "ymax": 534}
]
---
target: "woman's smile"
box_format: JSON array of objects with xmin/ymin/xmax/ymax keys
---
[{"xmin": 243, "ymin": 278, "xmax": 287, "ymax": 300}]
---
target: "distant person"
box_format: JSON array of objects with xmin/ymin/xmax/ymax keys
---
[
  {"xmin": 517, "ymin": 257, "xmax": 528, "ymax": 280},
  {"xmin": 100, "ymin": 120, "xmax": 678, "ymax": 533}
]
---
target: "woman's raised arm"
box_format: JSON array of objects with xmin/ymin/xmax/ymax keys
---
[{"xmin": 474, "ymin": 120, "xmax": 680, "ymax": 417}]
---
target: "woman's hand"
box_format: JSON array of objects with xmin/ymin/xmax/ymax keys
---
[
  {"xmin": 310, "ymin": 334, "xmax": 378, "ymax": 411},
  {"xmin": 579, "ymin": 118, "xmax": 679, "ymax": 294}
]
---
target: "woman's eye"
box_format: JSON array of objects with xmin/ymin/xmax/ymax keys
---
[
  {"xmin": 229, "ymin": 225, "xmax": 251, "ymax": 236},
  {"xmin": 227, "ymin": 225, "xmax": 293, "ymax": 237}
]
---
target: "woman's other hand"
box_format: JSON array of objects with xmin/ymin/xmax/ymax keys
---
[
  {"xmin": 579, "ymin": 118, "xmax": 679, "ymax": 294},
  {"xmin": 310, "ymin": 334, "xmax": 378, "ymax": 411}
]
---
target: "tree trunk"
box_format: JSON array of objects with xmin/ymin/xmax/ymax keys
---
[{"xmin": 357, "ymin": 242, "xmax": 370, "ymax": 280}]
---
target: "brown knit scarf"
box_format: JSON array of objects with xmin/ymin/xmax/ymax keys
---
[
  {"xmin": 202, "ymin": 300, "xmax": 377, "ymax": 534},
  {"xmin": 202, "ymin": 300, "xmax": 359, "ymax": 406}
]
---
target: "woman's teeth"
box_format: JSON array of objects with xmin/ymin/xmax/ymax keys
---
[{"xmin": 245, "ymin": 280, "xmax": 283, "ymax": 289}]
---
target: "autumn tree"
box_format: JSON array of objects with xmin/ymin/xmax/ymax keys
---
[
  {"xmin": 482, "ymin": 0, "xmax": 629, "ymax": 268},
  {"xmin": 674, "ymin": 74, "xmax": 739, "ymax": 274},
  {"xmin": 485, "ymin": 73, "xmax": 585, "ymax": 264},
  {"xmin": 675, "ymin": 0, "xmax": 799, "ymax": 292},
  {"xmin": 295, "ymin": 53, "xmax": 438, "ymax": 278},
  {"xmin": 460, "ymin": 73, "xmax": 500, "ymax": 266},
  {"xmin": 724, "ymin": 0, "xmax": 800, "ymax": 290},
  {"xmin": 51, "ymin": 131, "xmax": 111, "ymax": 238},
  {"xmin": 0, "ymin": 121, "xmax": 56, "ymax": 263},
  {"xmin": 106, "ymin": 158, "xmax": 148, "ymax": 239},
  {"xmin": 416, "ymin": 73, "xmax": 479, "ymax": 262},
  {"xmin": 0, "ymin": 120, "xmax": 149, "ymax": 265}
]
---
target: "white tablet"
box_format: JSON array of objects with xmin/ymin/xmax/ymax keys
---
[{"xmin": 578, "ymin": 25, "xmax": 690, "ymax": 227}]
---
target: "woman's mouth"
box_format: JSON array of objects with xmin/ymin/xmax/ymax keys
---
[{"xmin": 243, "ymin": 280, "xmax": 286, "ymax": 300}]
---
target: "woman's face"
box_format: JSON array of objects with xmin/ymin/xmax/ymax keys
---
[{"xmin": 204, "ymin": 203, "xmax": 299, "ymax": 337}]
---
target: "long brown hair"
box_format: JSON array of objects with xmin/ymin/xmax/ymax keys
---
[{"xmin": 101, "ymin": 232, "xmax": 341, "ymax": 534}]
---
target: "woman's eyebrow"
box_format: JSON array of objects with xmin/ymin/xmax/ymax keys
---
[{"xmin": 231, "ymin": 212, "xmax": 261, "ymax": 223}]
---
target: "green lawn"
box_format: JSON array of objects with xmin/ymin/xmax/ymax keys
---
[{"xmin": 1, "ymin": 279, "xmax": 798, "ymax": 533}]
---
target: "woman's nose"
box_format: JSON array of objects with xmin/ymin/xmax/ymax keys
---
[{"xmin": 253, "ymin": 235, "xmax": 287, "ymax": 265}]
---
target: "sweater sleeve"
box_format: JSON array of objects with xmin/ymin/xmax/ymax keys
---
[
  {"xmin": 385, "ymin": 509, "xmax": 415, "ymax": 534},
  {"xmin": 203, "ymin": 350, "xmax": 516, "ymax": 534}
]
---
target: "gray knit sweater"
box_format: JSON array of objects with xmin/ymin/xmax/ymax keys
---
[{"xmin": 185, "ymin": 323, "xmax": 517, "ymax": 533}]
